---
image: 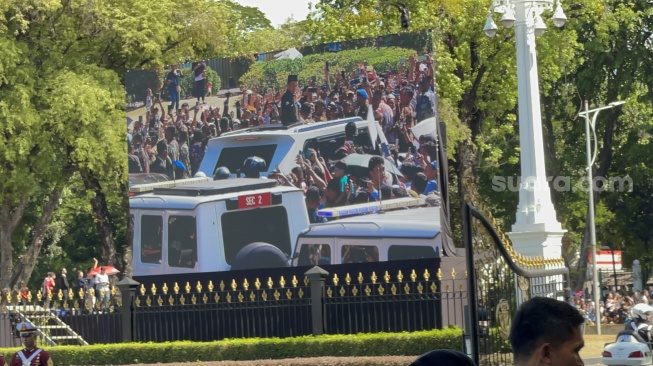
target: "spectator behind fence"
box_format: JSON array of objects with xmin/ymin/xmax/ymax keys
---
[
  {"xmin": 41, "ymin": 272, "xmax": 55, "ymax": 309},
  {"xmin": 94, "ymin": 266, "xmax": 110, "ymax": 313},
  {"xmin": 18, "ymin": 281, "xmax": 28, "ymax": 305},
  {"xmin": 57, "ymin": 268, "xmax": 70, "ymax": 301},
  {"xmin": 510, "ymin": 297, "xmax": 585, "ymax": 366}
]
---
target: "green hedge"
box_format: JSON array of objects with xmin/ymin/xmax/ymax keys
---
[{"xmin": 0, "ymin": 328, "xmax": 463, "ymax": 366}]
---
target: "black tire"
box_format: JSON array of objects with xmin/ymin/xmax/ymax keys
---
[{"xmin": 230, "ymin": 242, "xmax": 289, "ymax": 271}]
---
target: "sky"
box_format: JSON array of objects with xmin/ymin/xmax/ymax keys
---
[{"xmin": 232, "ymin": 0, "xmax": 314, "ymax": 28}]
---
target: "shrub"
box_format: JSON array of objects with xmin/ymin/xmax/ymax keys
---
[{"xmin": 0, "ymin": 328, "xmax": 463, "ymax": 366}]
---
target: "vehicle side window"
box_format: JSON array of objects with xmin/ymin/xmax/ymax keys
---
[
  {"xmin": 388, "ymin": 245, "xmax": 437, "ymax": 261},
  {"xmin": 141, "ymin": 215, "xmax": 162, "ymax": 264},
  {"xmin": 341, "ymin": 245, "xmax": 378, "ymax": 264},
  {"xmin": 298, "ymin": 244, "xmax": 331, "ymax": 266},
  {"xmin": 316, "ymin": 136, "xmax": 344, "ymax": 162},
  {"xmin": 168, "ymin": 216, "xmax": 197, "ymax": 268}
]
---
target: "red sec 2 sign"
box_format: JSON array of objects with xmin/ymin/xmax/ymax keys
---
[{"xmin": 238, "ymin": 192, "xmax": 272, "ymax": 209}]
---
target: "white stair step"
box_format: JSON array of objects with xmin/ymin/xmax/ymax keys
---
[
  {"xmin": 50, "ymin": 336, "xmax": 79, "ymax": 340},
  {"xmin": 39, "ymin": 325, "xmax": 68, "ymax": 329}
]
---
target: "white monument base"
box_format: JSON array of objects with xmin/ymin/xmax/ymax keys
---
[{"xmin": 508, "ymin": 224, "xmax": 567, "ymax": 259}]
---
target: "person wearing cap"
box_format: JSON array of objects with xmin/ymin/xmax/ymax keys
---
[
  {"xmin": 325, "ymin": 102, "xmax": 342, "ymax": 121},
  {"xmin": 385, "ymin": 92, "xmax": 396, "ymax": 111},
  {"xmin": 354, "ymin": 88, "xmax": 369, "ymax": 119},
  {"xmin": 280, "ymin": 75, "xmax": 299, "ymax": 126},
  {"xmin": 243, "ymin": 89, "xmax": 260, "ymax": 112},
  {"xmin": 9, "ymin": 322, "xmax": 53, "ymax": 366}
]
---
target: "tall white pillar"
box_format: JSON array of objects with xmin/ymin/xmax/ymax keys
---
[{"xmin": 506, "ymin": 1, "xmax": 566, "ymax": 259}]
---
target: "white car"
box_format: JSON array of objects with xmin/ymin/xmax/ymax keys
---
[{"xmin": 602, "ymin": 330, "xmax": 653, "ymax": 366}]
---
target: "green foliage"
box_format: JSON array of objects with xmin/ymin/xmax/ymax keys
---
[
  {"xmin": 0, "ymin": 328, "xmax": 463, "ymax": 366},
  {"xmin": 239, "ymin": 46, "xmax": 415, "ymax": 91}
]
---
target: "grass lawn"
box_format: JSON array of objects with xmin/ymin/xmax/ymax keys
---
[{"xmin": 581, "ymin": 334, "xmax": 615, "ymax": 359}]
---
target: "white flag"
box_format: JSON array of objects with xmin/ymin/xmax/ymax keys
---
[
  {"xmin": 367, "ymin": 105, "xmax": 390, "ymax": 157},
  {"xmin": 367, "ymin": 105, "xmax": 378, "ymax": 150}
]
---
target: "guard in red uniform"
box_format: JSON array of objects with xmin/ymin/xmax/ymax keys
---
[
  {"xmin": 9, "ymin": 322, "xmax": 53, "ymax": 366},
  {"xmin": 1, "ymin": 353, "xmax": 6, "ymax": 366}
]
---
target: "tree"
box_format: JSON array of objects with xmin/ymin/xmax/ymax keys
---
[
  {"xmin": 0, "ymin": 0, "xmax": 257, "ymax": 288},
  {"xmin": 306, "ymin": 0, "xmax": 653, "ymax": 292}
]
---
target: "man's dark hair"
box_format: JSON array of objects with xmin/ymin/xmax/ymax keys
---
[
  {"xmin": 411, "ymin": 172, "xmax": 428, "ymax": 194},
  {"xmin": 367, "ymin": 155, "xmax": 385, "ymax": 172},
  {"xmin": 380, "ymin": 185, "xmax": 392, "ymax": 199},
  {"xmin": 156, "ymin": 140, "xmax": 168, "ymax": 156},
  {"xmin": 326, "ymin": 177, "xmax": 343, "ymax": 193},
  {"xmin": 334, "ymin": 160, "xmax": 348, "ymax": 171},
  {"xmin": 400, "ymin": 162, "xmax": 422, "ymax": 181},
  {"xmin": 401, "ymin": 87, "xmax": 414, "ymax": 97},
  {"xmin": 345, "ymin": 122, "xmax": 357, "ymax": 139},
  {"xmin": 510, "ymin": 297, "xmax": 584, "ymax": 360},
  {"xmin": 305, "ymin": 186, "xmax": 321, "ymax": 202},
  {"xmin": 291, "ymin": 166, "xmax": 304, "ymax": 178}
]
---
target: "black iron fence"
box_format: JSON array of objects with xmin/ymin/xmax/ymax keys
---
[
  {"xmin": 132, "ymin": 276, "xmax": 312, "ymax": 342},
  {"xmin": 0, "ymin": 287, "xmax": 122, "ymax": 347},
  {"xmin": 0, "ymin": 258, "xmax": 469, "ymax": 346}
]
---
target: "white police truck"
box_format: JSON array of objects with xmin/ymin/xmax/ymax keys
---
[
  {"xmin": 291, "ymin": 199, "xmax": 454, "ymax": 267},
  {"xmin": 198, "ymin": 117, "xmax": 371, "ymax": 178},
  {"xmin": 130, "ymin": 178, "xmax": 310, "ymax": 278}
]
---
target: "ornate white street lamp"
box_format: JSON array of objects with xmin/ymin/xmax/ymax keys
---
[{"xmin": 483, "ymin": 0, "xmax": 568, "ymax": 260}]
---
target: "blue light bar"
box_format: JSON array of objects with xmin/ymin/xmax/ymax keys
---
[{"xmin": 316, "ymin": 197, "xmax": 424, "ymax": 218}]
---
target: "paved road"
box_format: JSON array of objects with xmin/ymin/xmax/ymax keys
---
[{"xmin": 584, "ymin": 357, "xmax": 602, "ymax": 365}]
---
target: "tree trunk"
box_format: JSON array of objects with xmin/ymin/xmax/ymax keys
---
[
  {"xmin": 80, "ymin": 168, "xmax": 118, "ymax": 267},
  {"xmin": 0, "ymin": 196, "xmax": 29, "ymax": 289},
  {"xmin": 455, "ymin": 138, "xmax": 482, "ymax": 207},
  {"xmin": 8, "ymin": 188, "xmax": 63, "ymax": 289}
]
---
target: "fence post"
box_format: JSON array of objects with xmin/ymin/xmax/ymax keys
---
[
  {"xmin": 305, "ymin": 266, "xmax": 329, "ymax": 336},
  {"xmin": 116, "ymin": 277, "xmax": 140, "ymax": 342}
]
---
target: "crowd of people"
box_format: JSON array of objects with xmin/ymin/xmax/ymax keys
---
[
  {"xmin": 128, "ymin": 54, "xmax": 442, "ymax": 217},
  {"xmin": 569, "ymin": 289, "xmax": 652, "ymax": 325},
  {"xmin": 6, "ymin": 259, "xmax": 117, "ymax": 314}
]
